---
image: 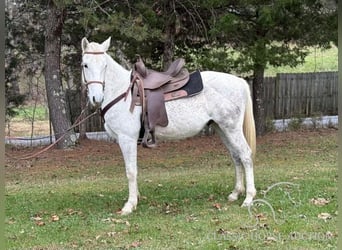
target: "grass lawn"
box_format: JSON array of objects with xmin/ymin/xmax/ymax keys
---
[
  {"xmin": 5, "ymin": 129, "xmax": 337, "ymax": 249},
  {"xmin": 265, "ymin": 44, "xmax": 338, "ymax": 76}
]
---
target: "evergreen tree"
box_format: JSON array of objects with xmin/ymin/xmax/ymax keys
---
[
  {"xmin": 5, "ymin": 0, "xmax": 337, "ymax": 140},
  {"xmin": 208, "ymin": 0, "xmax": 337, "ymax": 135}
]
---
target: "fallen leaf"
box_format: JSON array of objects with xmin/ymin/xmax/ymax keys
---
[
  {"xmin": 35, "ymin": 221, "xmax": 45, "ymax": 226},
  {"xmin": 130, "ymin": 241, "xmax": 142, "ymax": 248},
  {"xmin": 165, "ymin": 202, "xmax": 181, "ymax": 214},
  {"xmin": 6, "ymin": 218, "xmax": 15, "ymax": 225},
  {"xmin": 211, "ymin": 217, "xmax": 220, "ymax": 225},
  {"xmin": 213, "ymin": 203, "xmax": 221, "ymax": 210},
  {"xmin": 264, "ymin": 236, "xmax": 277, "ymax": 244},
  {"xmin": 66, "ymin": 208, "xmax": 75, "ymax": 215},
  {"xmin": 208, "ymin": 194, "xmax": 215, "ymax": 201},
  {"xmin": 111, "ymin": 218, "xmax": 122, "ymax": 223},
  {"xmin": 31, "ymin": 215, "xmax": 43, "ymax": 221},
  {"xmin": 256, "ymin": 213, "xmax": 267, "ymax": 221},
  {"xmin": 318, "ymin": 212, "xmax": 332, "ymax": 221},
  {"xmin": 71, "ymin": 243, "xmax": 79, "ymax": 248},
  {"xmin": 217, "ymin": 228, "xmax": 228, "ymax": 235},
  {"xmin": 186, "ymin": 214, "xmax": 198, "ymax": 222},
  {"xmin": 107, "ymin": 232, "xmax": 117, "ymax": 237},
  {"xmin": 183, "ymin": 198, "xmax": 190, "ymax": 204},
  {"xmin": 140, "ymin": 195, "xmax": 147, "ymax": 200},
  {"xmin": 66, "ymin": 208, "xmax": 82, "ymax": 216},
  {"xmin": 51, "ymin": 215, "xmax": 59, "ymax": 222},
  {"xmin": 258, "ymin": 223, "xmax": 269, "ymax": 229},
  {"xmin": 310, "ymin": 197, "xmax": 330, "ymax": 206},
  {"xmin": 326, "ymin": 231, "xmax": 334, "ymax": 238}
]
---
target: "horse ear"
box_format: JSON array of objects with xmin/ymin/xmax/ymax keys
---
[
  {"xmin": 81, "ymin": 37, "xmax": 89, "ymax": 52},
  {"xmin": 101, "ymin": 37, "xmax": 111, "ymax": 51}
]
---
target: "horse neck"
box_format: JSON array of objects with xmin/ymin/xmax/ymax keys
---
[{"xmin": 104, "ymin": 54, "xmax": 131, "ymax": 103}]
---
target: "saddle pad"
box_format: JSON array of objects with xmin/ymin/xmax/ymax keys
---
[{"xmin": 164, "ymin": 70, "xmax": 203, "ymax": 101}]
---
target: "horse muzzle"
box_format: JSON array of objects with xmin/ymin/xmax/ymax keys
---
[{"xmin": 87, "ymin": 83, "xmax": 104, "ymax": 107}]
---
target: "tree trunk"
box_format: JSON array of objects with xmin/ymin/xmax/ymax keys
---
[
  {"xmin": 251, "ymin": 37, "xmax": 267, "ymax": 136},
  {"xmin": 252, "ymin": 66, "xmax": 266, "ymax": 136},
  {"xmin": 44, "ymin": 1, "xmax": 76, "ymax": 148},
  {"xmin": 162, "ymin": 0, "xmax": 176, "ymax": 70},
  {"xmin": 163, "ymin": 21, "xmax": 175, "ymax": 70},
  {"xmin": 78, "ymin": 84, "xmax": 88, "ymax": 140}
]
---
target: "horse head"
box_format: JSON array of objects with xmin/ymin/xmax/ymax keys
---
[{"xmin": 81, "ymin": 37, "xmax": 111, "ymax": 106}]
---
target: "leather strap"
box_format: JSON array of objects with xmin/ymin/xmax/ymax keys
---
[{"xmin": 100, "ymin": 92, "xmax": 127, "ymax": 118}]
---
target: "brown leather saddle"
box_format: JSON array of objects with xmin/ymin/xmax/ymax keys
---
[{"xmin": 129, "ymin": 57, "xmax": 202, "ymax": 148}]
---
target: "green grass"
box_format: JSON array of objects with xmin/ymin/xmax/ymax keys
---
[
  {"xmin": 11, "ymin": 105, "xmax": 48, "ymax": 121},
  {"xmin": 265, "ymin": 45, "xmax": 338, "ymax": 76},
  {"xmin": 5, "ymin": 130, "xmax": 337, "ymax": 249}
]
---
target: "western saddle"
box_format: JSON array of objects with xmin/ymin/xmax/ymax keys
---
[{"xmin": 130, "ymin": 57, "xmax": 190, "ymax": 148}]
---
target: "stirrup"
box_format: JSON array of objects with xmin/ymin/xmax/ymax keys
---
[{"xmin": 142, "ymin": 130, "xmax": 157, "ymax": 148}]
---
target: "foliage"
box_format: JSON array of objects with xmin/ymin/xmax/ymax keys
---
[
  {"xmin": 5, "ymin": 70, "xmax": 26, "ymax": 119},
  {"xmin": 209, "ymin": 0, "xmax": 337, "ymax": 72},
  {"xmin": 11, "ymin": 106, "xmax": 47, "ymax": 122},
  {"xmin": 5, "ymin": 0, "xmax": 337, "ymax": 84},
  {"xmin": 205, "ymin": 0, "xmax": 337, "ymax": 135},
  {"xmin": 265, "ymin": 45, "xmax": 338, "ymax": 76},
  {"xmin": 5, "ymin": 4, "xmax": 26, "ymax": 118},
  {"xmin": 5, "ymin": 0, "xmax": 48, "ymax": 118},
  {"xmin": 4, "ymin": 0, "xmax": 337, "ymax": 137}
]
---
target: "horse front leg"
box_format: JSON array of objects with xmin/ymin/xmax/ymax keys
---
[{"xmin": 118, "ymin": 136, "xmax": 139, "ymax": 215}]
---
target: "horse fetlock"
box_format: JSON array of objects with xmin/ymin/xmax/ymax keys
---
[
  {"xmin": 246, "ymin": 188, "xmax": 256, "ymax": 199},
  {"xmin": 228, "ymin": 186, "xmax": 245, "ymax": 202},
  {"xmin": 228, "ymin": 191, "xmax": 240, "ymax": 202},
  {"xmin": 120, "ymin": 201, "xmax": 137, "ymax": 216},
  {"xmin": 241, "ymin": 197, "xmax": 254, "ymax": 207},
  {"xmin": 228, "ymin": 193, "xmax": 239, "ymax": 202},
  {"xmin": 241, "ymin": 189, "xmax": 256, "ymax": 207}
]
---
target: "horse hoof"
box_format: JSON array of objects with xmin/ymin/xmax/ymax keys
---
[
  {"xmin": 119, "ymin": 208, "xmax": 132, "ymax": 216},
  {"xmin": 228, "ymin": 193, "xmax": 239, "ymax": 202},
  {"xmin": 120, "ymin": 202, "xmax": 137, "ymax": 216},
  {"xmin": 241, "ymin": 199, "xmax": 253, "ymax": 207}
]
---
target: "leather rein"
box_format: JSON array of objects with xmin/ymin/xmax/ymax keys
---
[{"xmin": 101, "ymin": 73, "xmax": 144, "ymax": 119}]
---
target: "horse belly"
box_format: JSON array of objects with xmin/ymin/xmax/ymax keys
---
[{"xmin": 155, "ymin": 94, "xmax": 210, "ymax": 140}]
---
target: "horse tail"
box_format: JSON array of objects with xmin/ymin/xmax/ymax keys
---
[{"xmin": 243, "ymin": 88, "xmax": 256, "ymax": 159}]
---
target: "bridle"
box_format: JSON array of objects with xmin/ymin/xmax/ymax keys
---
[
  {"xmin": 82, "ymin": 51, "xmax": 107, "ymax": 88},
  {"xmin": 82, "ymin": 50, "xmax": 132, "ymax": 118}
]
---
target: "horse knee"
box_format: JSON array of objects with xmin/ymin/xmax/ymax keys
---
[{"xmin": 126, "ymin": 168, "xmax": 137, "ymax": 180}]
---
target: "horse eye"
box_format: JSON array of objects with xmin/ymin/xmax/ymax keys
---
[{"xmin": 82, "ymin": 63, "xmax": 88, "ymax": 68}]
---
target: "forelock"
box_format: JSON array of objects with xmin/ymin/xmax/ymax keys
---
[{"xmin": 86, "ymin": 42, "xmax": 104, "ymax": 52}]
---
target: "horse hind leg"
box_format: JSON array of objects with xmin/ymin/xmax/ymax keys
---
[
  {"xmin": 228, "ymin": 156, "xmax": 245, "ymax": 202},
  {"xmin": 213, "ymin": 124, "xmax": 256, "ymax": 206}
]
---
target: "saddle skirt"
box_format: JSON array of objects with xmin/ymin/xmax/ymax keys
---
[{"xmin": 130, "ymin": 58, "xmax": 203, "ymax": 148}]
